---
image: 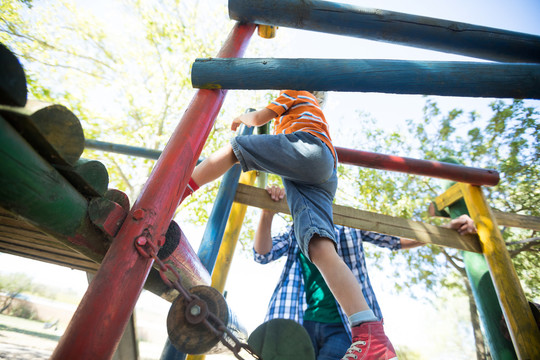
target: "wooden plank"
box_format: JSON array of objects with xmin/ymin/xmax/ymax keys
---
[
  {"xmin": 229, "ymin": 0, "xmax": 540, "ymax": 63},
  {"xmin": 494, "ymin": 211, "xmax": 540, "ymax": 231},
  {"xmin": 191, "ymin": 58, "xmax": 540, "ymax": 99},
  {"xmin": 234, "ymin": 184, "xmax": 482, "ymax": 253},
  {"xmin": 0, "ymin": 242, "xmax": 99, "ymax": 273}
]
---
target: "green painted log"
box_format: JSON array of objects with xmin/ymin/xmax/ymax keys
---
[
  {"xmin": 248, "ymin": 319, "xmax": 315, "ymax": 360},
  {"xmin": 0, "ymin": 43, "xmax": 27, "ymax": 107},
  {"xmin": 55, "ymin": 158, "xmax": 109, "ymax": 197},
  {"xmin": 0, "ymin": 101, "xmax": 85, "ymax": 166},
  {"xmin": 0, "ymin": 115, "xmax": 107, "ymax": 260}
]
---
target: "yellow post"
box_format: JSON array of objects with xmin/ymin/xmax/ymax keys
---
[
  {"xmin": 460, "ymin": 183, "xmax": 540, "ymax": 359},
  {"xmin": 186, "ymin": 171, "xmax": 257, "ymax": 360},
  {"xmin": 257, "ymin": 25, "xmax": 278, "ymax": 39}
]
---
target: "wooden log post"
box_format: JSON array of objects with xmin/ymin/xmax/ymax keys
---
[
  {"xmin": 56, "ymin": 158, "xmax": 110, "ymax": 197},
  {"xmin": 192, "ymin": 58, "xmax": 540, "ymax": 99},
  {"xmin": 0, "ymin": 100, "xmax": 85, "ymax": 166},
  {"xmin": 229, "ymin": 0, "xmax": 540, "ymax": 63},
  {"xmin": 0, "ymin": 115, "xmax": 107, "ymax": 261},
  {"xmin": 0, "ymin": 43, "xmax": 27, "ymax": 106}
]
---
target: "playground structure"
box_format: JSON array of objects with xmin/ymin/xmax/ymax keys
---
[{"xmin": 1, "ymin": 0, "xmax": 540, "ymax": 359}]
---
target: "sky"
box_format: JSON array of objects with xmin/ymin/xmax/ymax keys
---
[{"xmin": 1, "ymin": 0, "xmax": 539, "ymax": 359}]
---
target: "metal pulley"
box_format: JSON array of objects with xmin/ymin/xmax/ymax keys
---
[{"xmin": 167, "ymin": 285, "xmax": 249, "ymax": 355}]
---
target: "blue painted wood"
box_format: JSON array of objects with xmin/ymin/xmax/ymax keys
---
[
  {"xmin": 197, "ymin": 124, "xmax": 254, "ymax": 272},
  {"xmin": 192, "ymin": 58, "xmax": 540, "ymax": 99},
  {"xmin": 229, "ymin": 0, "xmax": 540, "ymax": 63}
]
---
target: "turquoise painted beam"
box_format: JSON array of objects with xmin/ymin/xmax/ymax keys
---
[
  {"xmin": 229, "ymin": 0, "xmax": 540, "ymax": 63},
  {"xmin": 192, "ymin": 58, "xmax": 540, "ymax": 99}
]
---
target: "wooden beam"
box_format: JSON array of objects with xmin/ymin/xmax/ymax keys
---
[
  {"xmin": 234, "ymin": 184, "xmax": 481, "ymax": 253},
  {"xmin": 494, "ymin": 211, "xmax": 540, "ymax": 232},
  {"xmin": 229, "ymin": 0, "xmax": 540, "ymax": 63},
  {"xmin": 191, "ymin": 58, "xmax": 540, "ymax": 99},
  {"xmin": 434, "ymin": 185, "xmax": 540, "ymax": 231}
]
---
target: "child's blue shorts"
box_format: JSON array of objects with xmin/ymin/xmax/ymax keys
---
[{"xmin": 231, "ymin": 131, "xmax": 338, "ymax": 258}]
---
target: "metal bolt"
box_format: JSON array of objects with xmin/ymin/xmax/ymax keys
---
[
  {"xmin": 132, "ymin": 209, "xmax": 145, "ymax": 220},
  {"xmin": 190, "ymin": 305, "xmax": 201, "ymax": 316}
]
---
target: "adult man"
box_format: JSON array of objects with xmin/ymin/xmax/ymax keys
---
[{"xmin": 254, "ymin": 186, "xmax": 477, "ymax": 359}]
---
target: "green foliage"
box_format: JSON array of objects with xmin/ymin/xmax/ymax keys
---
[{"xmin": 334, "ymin": 98, "xmax": 539, "ymax": 302}]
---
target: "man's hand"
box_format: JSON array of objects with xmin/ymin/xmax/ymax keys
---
[{"xmin": 446, "ymin": 214, "xmax": 477, "ymax": 235}]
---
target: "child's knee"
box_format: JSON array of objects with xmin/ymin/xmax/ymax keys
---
[{"xmin": 308, "ymin": 236, "xmax": 337, "ymax": 263}]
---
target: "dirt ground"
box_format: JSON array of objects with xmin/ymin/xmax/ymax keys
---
[{"xmin": 0, "ymin": 316, "xmax": 58, "ymax": 360}]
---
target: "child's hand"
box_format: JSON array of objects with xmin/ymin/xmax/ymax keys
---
[
  {"xmin": 266, "ymin": 185, "xmax": 285, "ymax": 202},
  {"xmin": 231, "ymin": 115, "xmax": 248, "ymax": 131}
]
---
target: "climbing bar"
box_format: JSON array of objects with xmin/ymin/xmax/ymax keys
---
[
  {"xmin": 198, "ymin": 124, "xmax": 253, "ymax": 273},
  {"xmin": 51, "ymin": 22, "xmax": 256, "ymax": 360},
  {"xmin": 229, "ymin": 0, "xmax": 540, "ymax": 63},
  {"xmin": 335, "ymin": 147, "xmax": 500, "ymax": 186},
  {"xmin": 86, "ymin": 139, "xmax": 163, "ymax": 160},
  {"xmin": 192, "ymin": 58, "xmax": 540, "ymax": 99}
]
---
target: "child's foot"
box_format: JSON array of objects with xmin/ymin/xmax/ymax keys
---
[
  {"xmin": 180, "ymin": 178, "xmax": 199, "ymax": 203},
  {"xmin": 341, "ymin": 320, "xmax": 397, "ymax": 360}
]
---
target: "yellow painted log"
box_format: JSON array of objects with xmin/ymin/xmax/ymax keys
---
[
  {"xmin": 433, "ymin": 182, "xmax": 464, "ymax": 211},
  {"xmin": 186, "ymin": 171, "xmax": 257, "ymax": 360},
  {"xmin": 257, "ymin": 25, "xmax": 277, "ymax": 39},
  {"xmin": 460, "ymin": 183, "xmax": 540, "ymax": 359}
]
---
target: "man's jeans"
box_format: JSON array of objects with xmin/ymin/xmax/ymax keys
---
[{"xmin": 303, "ymin": 320, "xmax": 350, "ymax": 360}]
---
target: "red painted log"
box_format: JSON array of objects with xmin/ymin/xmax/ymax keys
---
[
  {"xmin": 335, "ymin": 146, "xmax": 499, "ymax": 186},
  {"xmin": 50, "ymin": 22, "xmax": 256, "ymax": 360}
]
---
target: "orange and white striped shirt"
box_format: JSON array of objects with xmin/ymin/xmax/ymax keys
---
[{"xmin": 266, "ymin": 90, "xmax": 336, "ymax": 160}]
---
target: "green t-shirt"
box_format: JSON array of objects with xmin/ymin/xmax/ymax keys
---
[{"xmin": 298, "ymin": 252, "xmax": 341, "ymax": 323}]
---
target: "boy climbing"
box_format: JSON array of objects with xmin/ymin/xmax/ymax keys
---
[{"xmin": 180, "ymin": 90, "xmax": 397, "ymax": 359}]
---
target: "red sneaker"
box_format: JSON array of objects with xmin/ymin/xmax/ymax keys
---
[{"xmin": 341, "ymin": 320, "xmax": 398, "ymax": 360}]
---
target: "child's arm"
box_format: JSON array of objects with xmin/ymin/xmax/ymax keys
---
[{"xmin": 231, "ymin": 108, "xmax": 277, "ymax": 131}]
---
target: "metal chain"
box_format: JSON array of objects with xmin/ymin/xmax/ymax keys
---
[{"xmin": 135, "ymin": 234, "xmax": 262, "ymax": 360}]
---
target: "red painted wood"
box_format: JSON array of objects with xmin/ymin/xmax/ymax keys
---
[
  {"xmin": 50, "ymin": 22, "xmax": 256, "ymax": 360},
  {"xmin": 335, "ymin": 146, "xmax": 499, "ymax": 186}
]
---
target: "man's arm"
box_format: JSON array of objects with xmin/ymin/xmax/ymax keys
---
[
  {"xmin": 254, "ymin": 186, "xmax": 286, "ymax": 255},
  {"xmin": 399, "ymin": 214, "xmax": 478, "ymax": 249}
]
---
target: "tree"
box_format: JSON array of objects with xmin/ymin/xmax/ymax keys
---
[
  {"xmin": 0, "ymin": 0, "xmax": 276, "ymax": 223},
  {"xmin": 0, "ymin": 272, "xmax": 33, "ymax": 314},
  {"xmin": 334, "ymin": 98, "xmax": 539, "ymax": 359}
]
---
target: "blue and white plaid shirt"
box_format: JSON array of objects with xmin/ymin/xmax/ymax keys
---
[{"xmin": 253, "ymin": 224, "xmax": 401, "ymax": 339}]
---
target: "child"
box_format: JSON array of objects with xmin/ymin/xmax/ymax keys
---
[{"xmin": 181, "ymin": 90, "xmax": 397, "ymax": 360}]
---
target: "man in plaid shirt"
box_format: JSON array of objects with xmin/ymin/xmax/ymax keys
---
[{"xmin": 254, "ymin": 186, "xmax": 476, "ymax": 359}]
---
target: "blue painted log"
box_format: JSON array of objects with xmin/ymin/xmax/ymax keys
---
[
  {"xmin": 197, "ymin": 124, "xmax": 254, "ymax": 272},
  {"xmin": 229, "ymin": 0, "xmax": 540, "ymax": 63},
  {"xmin": 192, "ymin": 58, "xmax": 540, "ymax": 99}
]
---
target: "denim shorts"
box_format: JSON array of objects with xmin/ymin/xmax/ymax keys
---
[{"xmin": 231, "ymin": 131, "xmax": 338, "ymax": 257}]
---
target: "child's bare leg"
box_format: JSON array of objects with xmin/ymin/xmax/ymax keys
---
[
  {"xmin": 308, "ymin": 235, "xmax": 369, "ymax": 315},
  {"xmin": 180, "ymin": 144, "xmax": 238, "ymax": 203},
  {"xmin": 192, "ymin": 143, "xmax": 238, "ymax": 187},
  {"xmin": 310, "ymin": 235, "xmax": 397, "ymax": 359}
]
